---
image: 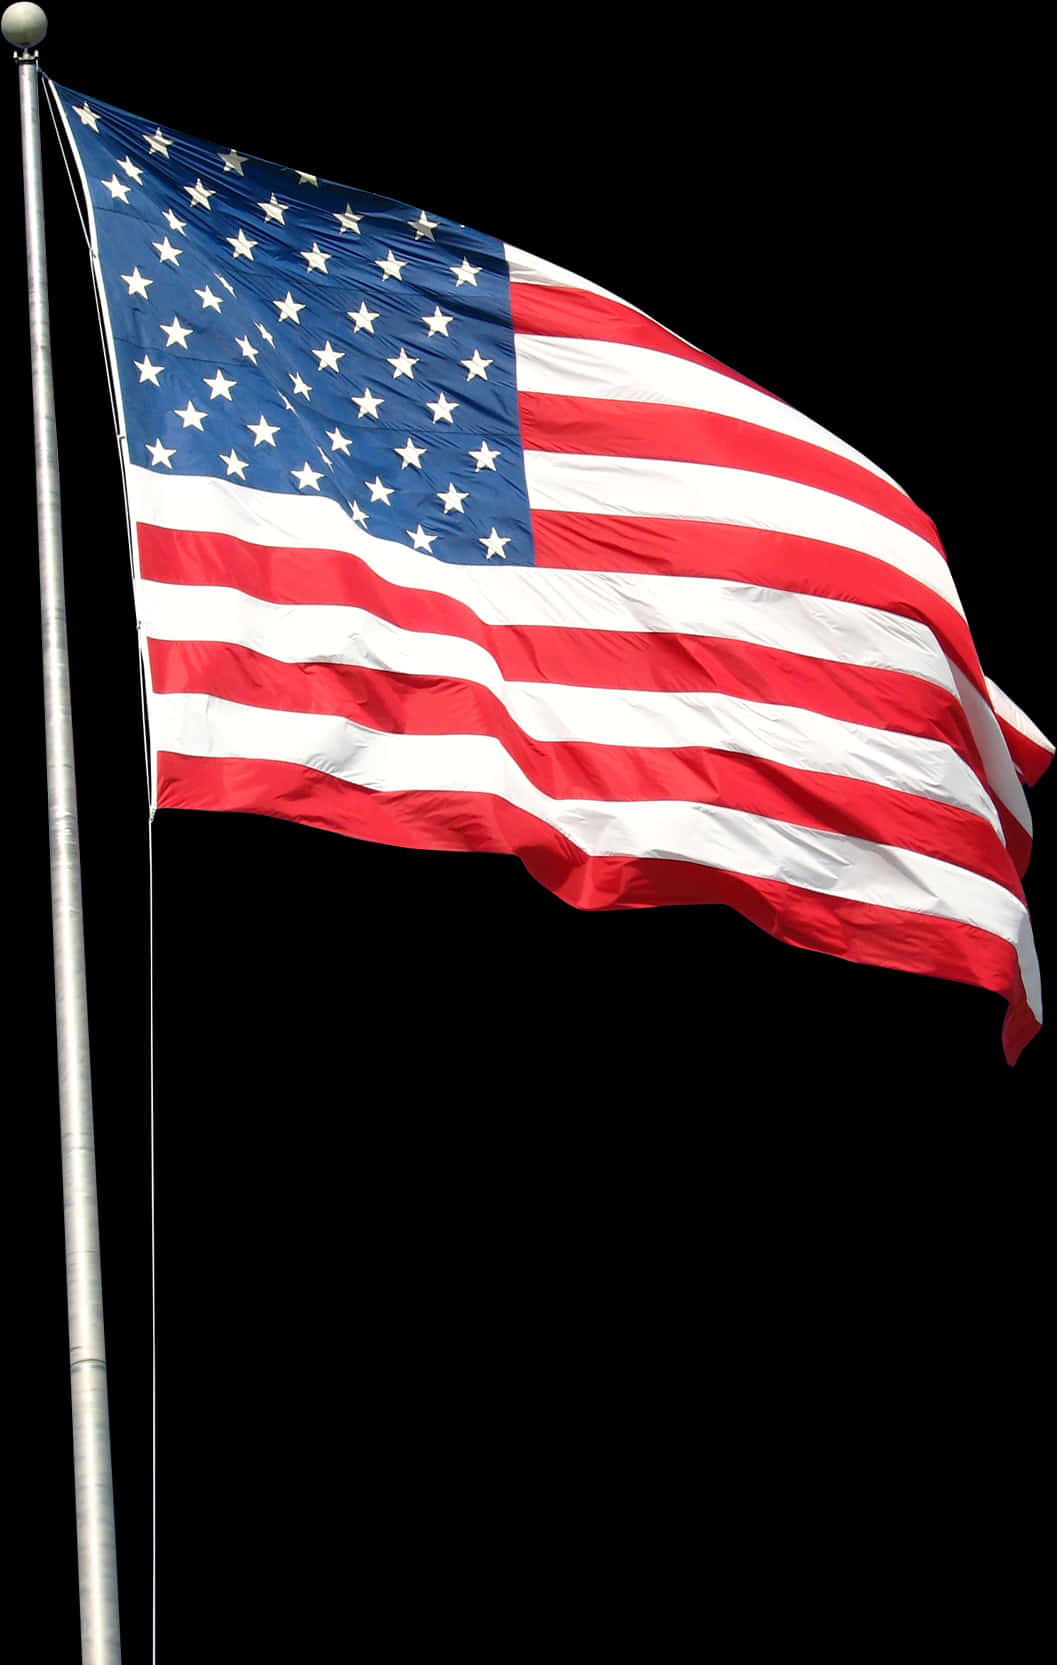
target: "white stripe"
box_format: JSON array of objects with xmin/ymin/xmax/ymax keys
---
[
  {"xmin": 515, "ymin": 332, "xmax": 905, "ymax": 492},
  {"xmin": 152, "ymin": 691, "xmax": 1042, "ymax": 1020},
  {"xmin": 524, "ymin": 452, "xmax": 963, "ymax": 616},
  {"xmin": 131, "ymin": 470, "xmax": 1031, "ymax": 835},
  {"xmin": 504, "ymin": 242, "xmax": 625, "ymax": 302},
  {"xmin": 953, "ymin": 668, "xmax": 1032, "ymax": 836},
  {"xmin": 985, "ymin": 677, "xmax": 1054, "ymax": 756},
  {"xmin": 139, "ymin": 579, "xmax": 1003, "ymax": 838},
  {"xmin": 505, "ymin": 247, "xmax": 908, "ymax": 498},
  {"xmin": 127, "ymin": 470, "xmax": 957, "ymax": 690}
]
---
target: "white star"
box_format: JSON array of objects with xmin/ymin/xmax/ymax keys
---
[
  {"xmin": 317, "ymin": 446, "xmax": 334, "ymax": 471},
  {"xmin": 101, "ymin": 175, "xmax": 131, "ymax": 203},
  {"xmin": 422, "ymin": 306, "xmax": 453, "ymax": 337},
  {"xmin": 375, "ymin": 249, "xmax": 406, "ymax": 281},
  {"xmin": 451, "ymin": 257, "xmax": 481, "ymax": 287},
  {"xmin": 203, "ymin": 369, "xmax": 237, "ymax": 400},
  {"xmin": 292, "ymin": 462, "xmax": 323, "ymax": 491},
  {"xmin": 468, "ymin": 441, "xmax": 500, "ymax": 471},
  {"xmin": 273, "ymin": 291, "xmax": 306, "ymax": 324},
  {"xmin": 160, "ymin": 316, "xmax": 193, "ymax": 349},
  {"xmin": 387, "ymin": 347, "xmax": 418, "ymax": 380},
  {"xmin": 162, "ymin": 208, "xmax": 187, "ymax": 233},
  {"xmin": 334, "ymin": 204, "xmax": 362, "ymax": 234},
  {"xmin": 246, "ymin": 414, "xmax": 280, "ymax": 447},
  {"xmin": 297, "ymin": 172, "xmax": 319, "ymax": 187},
  {"xmin": 408, "ymin": 210, "xmax": 438, "ymax": 240},
  {"xmin": 220, "ymin": 449, "xmax": 249, "ymax": 479},
  {"xmin": 365, "ymin": 476, "xmax": 394, "ymax": 504},
  {"xmin": 258, "ymin": 194, "xmax": 289, "ymax": 224},
  {"xmin": 438, "ymin": 482, "xmax": 468, "ymax": 514},
  {"xmin": 134, "ymin": 355, "xmax": 164, "ymax": 386},
  {"xmin": 145, "ymin": 438, "xmax": 175, "ymax": 468},
  {"xmin": 426, "ymin": 392, "xmax": 458, "ymax": 424},
  {"xmin": 289, "ymin": 371, "xmax": 312, "ymax": 400},
  {"xmin": 143, "ymin": 127, "xmax": 173, "ymax": 157},
  {"xmin": 281, "ymin": 395, "xmax": 296, "ymax": 413},
  {"xmin": 395, "ymin": 437, "xmax": 426, "ymax": 469},
  {"xmin": 122, "ymin": 267, "xmax": 152, "ymax": 299},
  {"xmin": 462, "ymin": 349, "xmax": 492, "ymax": 382},
  {"xmin": 235, "ymin": 334, "xmax": 260, "ymax": 363},
  {"xmin": 195, "ymin": 284, "xmax": 223, "ymax": 312},
  {"xmin": 301, "ymin": 242, "xmax": 330, "ymax": 273},
  {"xmin": 227, "ymin": 229, "xmax": 257, "ymax": 260},
  {"xmin": 312, "ymin": 341, "xmax": 344, "ymax": 373},
  {"xmin": 152, "ymin": 236, "xmax": 182, "ymax": 266},
  {"xmin": 347, "ymin": 302, "xmax": 378, "ymax": 334},
  {"xmin": 73, "ymin": 103, "xmax": 99, "ymax": 131},
  {"xmin": 407, "ymin": 525, "xmax": 437, "ymax": 553},
  {"xmin": 215, "ymin": 272, "xmax": 237, "ymax": 296},
  {"xmin": 218, "ymin": 148, "xmax": 246, "ymax": 175},
  {"xmin": 184, "ymin": 178, "xmax": 216, "ymax": 210},
  {"xmin": 117, "ymin": 156, "xmax": 143, "ymax": 182},
  {"xmin": 326, "ymin": 427, "xmax": 352, "ymax": 456},
  {"xmin": 352, "ymin": 387, "xmax": 384, "ymax": 419},
  {"xmin": 480, "ymin": 528, "xmax": 510, "ymax": 559},
  {"xmin": 174, "ymin": 401, "xmax": 206, "ymax": 430},
  {"xmin": 349, "ymin": 501, "xmax": 369, "ymax": 528},
  {"xmin": 255, "ymin": 321, "xmax": 275, "ymax": 347}
]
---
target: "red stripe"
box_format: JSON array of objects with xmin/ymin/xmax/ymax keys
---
[
  {"xmin": 509, "ymin": 281, "xmax": 771, "ymax": 393},
  {"xmin": 528, "ymin": 513, "xmax": 1042, "ymax": 872},
  {"xmin": 139, "ymin": 521, "xmax": 1030, "ymax": 871},
  {"xmin": 137, "ymin": 523, "xmax": 990, "ymax": 780},
  {"xmin": 995, "ymin": 715, "xmax": 1054, "ymax": 789},
  {"xmin": 517, "ymin": 392, "xmax": 944, "ymax": 554},
  {"xmin": 138, "ymin": 520, "xmax": 983, "ymax": 702},
  {"xmin": 149, "ymin": 636, "xmax": 1021, "ymax": 892},
  {"xmin": 529, "ymin": 512, "xmax": 987, "ymax": 691},
  {"xmin": 156, "ymin": 750, "xmax": 1037, "ymax": 1065}
]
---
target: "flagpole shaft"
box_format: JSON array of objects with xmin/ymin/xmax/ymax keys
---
[{"xmin": 14, "ymin": 46, "xmax": 122, "ymax": 1665}]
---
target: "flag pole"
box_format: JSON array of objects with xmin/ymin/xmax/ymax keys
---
[{"xmin": 3, "ymin": 6, "xmax": 122, "ymax": 1661}]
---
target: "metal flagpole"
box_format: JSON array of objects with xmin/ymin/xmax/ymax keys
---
[{"xmin": 3, "ymin": 6, "xmax": 122, "ymax": 1661}]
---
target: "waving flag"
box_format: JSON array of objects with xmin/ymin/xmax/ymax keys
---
[{"xmin": 52, "ymin": 79, "xmax": 1051, "ymax": 1061}]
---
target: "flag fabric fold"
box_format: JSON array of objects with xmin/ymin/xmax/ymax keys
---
[{"xmin": 51, "ymin": 79, "xmax": 1051, "ymax": 1060}]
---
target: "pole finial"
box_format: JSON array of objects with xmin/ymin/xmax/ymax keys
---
[{"xmin": 2, "ymin": 3, "xmax": 47, "ymax": 48}]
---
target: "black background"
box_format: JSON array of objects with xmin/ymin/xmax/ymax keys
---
[{"xmin": 8, "ymin": 9, "xmax": 1051, "ymax": 1654}]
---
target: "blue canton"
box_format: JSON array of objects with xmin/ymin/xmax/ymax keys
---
[{"xmin": 53, "ymin": 82, "xmax": 534, "ymax": 567}]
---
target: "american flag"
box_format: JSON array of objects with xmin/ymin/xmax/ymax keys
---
[{"xmin": 53, "ymin": 78, "xmax": 1051, "ymax": 1062}]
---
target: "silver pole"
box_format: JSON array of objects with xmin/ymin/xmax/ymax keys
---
[{"xmin": 3, "ymin": 7, "xmax": 122, "ymax": 1661}]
